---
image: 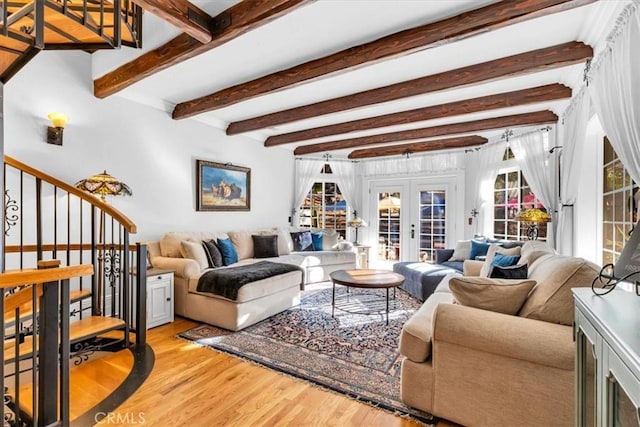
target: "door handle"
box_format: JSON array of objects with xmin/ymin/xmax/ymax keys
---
[{"xmin": 411, "ymin": 224, "xmax": 415, "ymax": 239}]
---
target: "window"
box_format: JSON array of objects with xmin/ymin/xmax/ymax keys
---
[
  {"xmin": 494, "ymin": 148, "xmax": 547, "ymax": 241},
  {"xmin": 299, "ymin": 165, "xmax": 347, "ymax": 238},
  {"xmin": 602, "ymin": 137, "xmax": 638, "ymax": 267}
]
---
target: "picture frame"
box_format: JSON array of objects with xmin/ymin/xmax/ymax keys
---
[{"xmin": 196, "ymin": 160, "xmax": 251, "ymax": 211}]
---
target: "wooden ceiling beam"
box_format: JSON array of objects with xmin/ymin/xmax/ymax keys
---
[
  {"xmin": 172, "ymin": 0, "xmax": 596, "ymax": 120},
  {"xmin": 227, "ymin": 41, "xmax": 591, "ymax": 134},
  {"xmin": 93, "ymin": 0, "xmax": 310, "ymax": 99},
  {"xmin": 131, "ymin": 0, "xmax": 213, "ymax": 44},
  {"xmin": 348, "ymin": 135, "xmax": 488, "ymax": 159},
  {"xmin": 292, "ymin": 110, "xmax": 558, "ymax": 155},
  {"xmin": 267, "ymin": 83, "xmax": 570, "ymax": 146}
]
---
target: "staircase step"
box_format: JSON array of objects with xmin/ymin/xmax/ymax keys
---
[
  {"xmin": 7, "ymin": 348, "xmax": 133, "ymax": 421},
  {"xmin": 4, "ymin": 288, "xmax": 92, "ymax": 325},
  {"xmin": 4, "ymin": 316, "xmax": 125, "ymax": 362}
]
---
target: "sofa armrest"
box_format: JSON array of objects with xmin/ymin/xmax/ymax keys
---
[
  {"xmin": 462, "ymin": 259, "xmax": 484, "ymax": 276},
  {"xmin": 432, "ymin": 303, "xmax": 574, "ymax": 370},
  {"xmin": 151, "ymin": 256, "xmax": 201, "ymax": 279},
  {"xmin": 435, "ymin": 249, "xmax": 454, "ymax": 264}
]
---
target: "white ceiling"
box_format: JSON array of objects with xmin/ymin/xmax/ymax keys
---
[{"xmin": 92, "ymin": 0, "xmax": 630, "ymax": 158}]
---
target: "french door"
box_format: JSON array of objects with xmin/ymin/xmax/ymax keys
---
[{"xmin": 368, "ymin": 179, "xmax": 457, "ymax": 268}]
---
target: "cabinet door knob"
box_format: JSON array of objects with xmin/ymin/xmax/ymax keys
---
[
  {"xmin": 156, "ymin": 276, "xmax": 162, "ymax": 280},
  {"xmin": 166, "ymin": 297, "xmax": 171, "ymax": 302}
]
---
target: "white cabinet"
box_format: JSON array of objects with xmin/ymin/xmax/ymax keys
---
[
  {"xmin": 573, "ymin": 288, "xmax": 640, "ymax": 427},
  {"xmin": 146, "ymin": 268, "xmax": 174, "ymax": 329}
]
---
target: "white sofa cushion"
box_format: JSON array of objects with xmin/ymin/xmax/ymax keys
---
[{"xmin": 179, "ymin": 240, "xmax": 209, "ymax": 270}]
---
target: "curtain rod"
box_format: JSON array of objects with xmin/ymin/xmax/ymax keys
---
[
  {"xmin": 463, "ymin": 125, "xmax": 554, "ymax": 153},
  {"xmin": 295, "ymin": 126, "xmax": 553, "ymax": 160},
  {"xmin": 563, "ymin": 1, "xmax": 637, "ymax": 119},
  {"xmin": 294, "ymin": 156, "xmax": 358, "ymax": 163}
]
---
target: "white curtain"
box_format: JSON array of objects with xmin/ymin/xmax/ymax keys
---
[
  {"xmin": 510, "ymin": 129, "xmax": 557, "ymax": 245},
  {"xmin": 292, "ymin": 158, "xmax": 324, "ymax": 225},
  {"xmin": 557, "ymin": 89, "xmax": 591, "ymax": 255},
  {"xmin": 465, "ymin": 140, "xmax": 507, "ymax": 236},
  {"xmin": 360, "ymin": 151, "xmax": 464, "ymax": 176},
  {"xmin": 328, "ymin": 160, "xmax": 360, "ymax": 215},
  {"xmin": 590, "ymin": 2, "xmax": 640, "ymax": 185}
]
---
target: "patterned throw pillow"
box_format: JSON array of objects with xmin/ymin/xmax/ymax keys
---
[
  {"xmin": 290, "ymin": 231, "xmax": 314, "ymax": 252},
  {"xmin": 217, "ymin": 238, "xmax": 239, "ymax": 265},
  {"xmin": 252, "ymin": 235, "xmax": 279, "ymax": 258}
]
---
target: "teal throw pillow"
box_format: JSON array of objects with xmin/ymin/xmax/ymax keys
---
[
  {"xmin": 311, "ymin": 232, "xmax": 324, "ymax": 251},
  {"xmin": 217, "ymin": 238, "xmax": 239, "ymax": 265},
  {"xmin": 491, "ymin": 253, "xmax": 521, "ymax": 267},
  {"xmin": 469, "ymin": 240, "xmax": 491, "ymax": 260}
]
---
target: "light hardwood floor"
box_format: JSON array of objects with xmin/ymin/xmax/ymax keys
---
[{"xmin": 101, "ymin": 317, "xmax": 455, "ymax": 427}]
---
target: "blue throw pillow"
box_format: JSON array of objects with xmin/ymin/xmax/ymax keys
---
[
  {"xmin": 491, "ymin": 253, "xmax": 521, "ymax": 267},
  {"xmin": 311, "ymin": 232, "xmax": 324, "ymax": 251},
  {"xmin": 469, "ymin": 240, "xmax": 491, "ymax": 260},
  {"xmin": 217, "ymin": 238, "xmax": 238, "ymax": 265}
]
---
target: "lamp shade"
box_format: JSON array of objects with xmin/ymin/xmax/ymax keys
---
[
  {"xmin": 75, "ymin": 171, "xmax": 132, "ymax": 201},
  {"xmin": 347, "ymin": 216, "xmax": 367, "ymax": 228},
  {"xmin": 48, "ymin": 112, "xmax": 69, "ymax": 128},
  {"xmin": 516, "ymin": 208, "xmax": 551, "ymax": 224}
]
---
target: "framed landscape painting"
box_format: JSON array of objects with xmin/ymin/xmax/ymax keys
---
[{"xmin": 196, "ymin": 160, "xmax": 251, "ymax": 211}]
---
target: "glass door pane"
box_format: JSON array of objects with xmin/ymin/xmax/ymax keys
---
[
  {"xmin": 577, "ymin": 329, "xmax": 597, "ymax": 427},
  {"xmin": 377, "ymin": 192, "xmax": 401, "ymax": 266},
  {"xmin": 418, "ymin": 190, "xmax": 446, "ymax": 262}
]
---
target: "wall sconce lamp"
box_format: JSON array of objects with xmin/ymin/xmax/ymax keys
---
[{"xmin": 47, "ymin": 112, "xmax": 68, "ymax": 145}]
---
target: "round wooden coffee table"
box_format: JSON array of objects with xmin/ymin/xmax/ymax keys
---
[{"xmin": 329, "ymin": 269, "xmax": 405, "ymax": 325}]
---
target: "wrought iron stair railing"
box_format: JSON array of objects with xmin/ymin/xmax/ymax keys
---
[{"xmin": 1, "ymin": 155, "xmax": 147, "ymax": 426}]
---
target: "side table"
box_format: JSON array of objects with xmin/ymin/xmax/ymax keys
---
[{"xmin": 146, "ymin": 268, "xmax": 175, "ymax": 328}]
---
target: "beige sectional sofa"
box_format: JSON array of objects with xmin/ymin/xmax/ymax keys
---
[
  {"xmin": 147, "ymin": 227, "xmax": 356, "ymax": 331},
  {"xmin": 399, "ymin": 240, "xmax": 600, "ymax": 426}
]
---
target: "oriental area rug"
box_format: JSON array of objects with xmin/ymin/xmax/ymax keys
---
[{"xmin": 178, "ymin": 282, "xmax": 435, "ymax": 425}]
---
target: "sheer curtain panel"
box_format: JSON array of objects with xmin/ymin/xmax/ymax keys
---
[
  {"xmin": 328, "ymin": 160, "xmax": 360, "ymax": 215},
  {"xmin": 590, "ymin": 2, "xmax": 640, "ymax": 185},
  {"xmin": 510, "ymin": 129, "xmax": 558, "ymax": 246},
  {"xmin": 292, "ymin": 158, "xmax": 325, "ymax": 226},
  {"xmin": 557, "ymin": 90, "xmax": 591, "ymax": 255},
  {"xmin": 466, "ymin": 140, "xmax": 507, "ymax": 237}
]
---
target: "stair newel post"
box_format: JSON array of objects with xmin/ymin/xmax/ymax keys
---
[
  {"xmin": 122, "ymin": 230, "xmax": 130, "ymax": 347},
  {"xmin": 135, "ymin": 243, "xmax": 147, "ymax": 346},
  {"xmin": 38, "ymin": 279, "xmax": 60, "ymax": 426},
  {"xmin": 59, "ymin": 277, "xmax": 70, "ymax": 425}
]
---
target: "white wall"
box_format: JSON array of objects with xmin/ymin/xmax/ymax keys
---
[{"xmin": 3, "ymin": 51, "xmax": 294, "ymax": 242}]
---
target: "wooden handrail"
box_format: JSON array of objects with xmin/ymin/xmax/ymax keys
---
[
  {"xmin": 4, "ymin": 155, "xmax": 137, "ymax": 233},
  {"xmin": 0, "ymin": 264, "xmax": 94, "ymax": 289},
  {"xmin": 5, "ymin": 243, "xmax": 140, "ymax": 253}
]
